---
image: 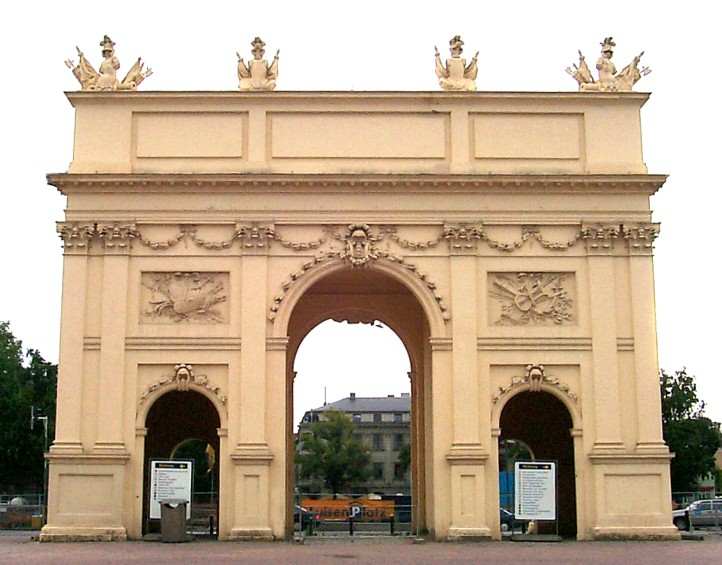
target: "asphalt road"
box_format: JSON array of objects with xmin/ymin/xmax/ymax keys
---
[{"xmin": 1, "ymin": 531, "xmax": 721, "ymax": 564}]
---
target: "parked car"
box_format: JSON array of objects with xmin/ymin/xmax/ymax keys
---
[{"xmin": 672, "ymin": 498, "xmax": 722, "ymax": 530}]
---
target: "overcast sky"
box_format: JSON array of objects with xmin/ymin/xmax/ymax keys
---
[{"xmin": 1, "ymin": 1, "xmax": 720, "ymax": 425}]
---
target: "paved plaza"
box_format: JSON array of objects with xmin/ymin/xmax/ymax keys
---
[{"xmin": 2, "ymin": 532, "xmax": 721, "ymax": 565}]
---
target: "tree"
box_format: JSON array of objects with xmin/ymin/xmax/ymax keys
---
[
  {"xmin": 296, "ymin": 410, "xmax": 371, "ymax": 495},
  {"xmin": 660, "ymin": 368, "xmax": 721, "ymax": 492},
  {"xmin": 0, "ymin": 321, "xmax": 57, "ymax": 493}
]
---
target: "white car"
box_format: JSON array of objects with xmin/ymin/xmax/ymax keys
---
[{"xmin": 672, "ymin": 498, "xmax": 722, "ymax": 530}]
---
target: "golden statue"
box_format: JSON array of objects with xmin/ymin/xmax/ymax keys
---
[
  {"xmin": 566, "ymin": 37, "xmax": 650, "ymax": 92},
  {"xmin": 434, "ymin": 35, "xmax": 478, "ymax": 91},
  {"xmin": 65, "ymin": 35, "xmax": 152, "ymax": 91},
  {"xmin": 237, "ymin": 37, "xmax": 279, "ymax": 91}
]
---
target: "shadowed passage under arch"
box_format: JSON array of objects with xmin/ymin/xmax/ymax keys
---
[
  {"xmin": 499, "ymin": 391, "xmax": 577, "ymax": 538},
  {"xmin": 143, "ymin": 390, "xmax": 221, "ymax": 535}
]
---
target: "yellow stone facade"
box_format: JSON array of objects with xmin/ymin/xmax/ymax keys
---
[{"xmin": 42, "ymin": 91, "xmax": 678, "ymax": 541}]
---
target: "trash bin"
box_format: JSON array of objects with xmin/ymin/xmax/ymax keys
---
[{"xmin": 159, "ymin": 498, "xmax": 189, "ymax": 543}]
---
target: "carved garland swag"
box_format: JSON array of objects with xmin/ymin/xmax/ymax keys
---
[{"xmin": 57, "ymin": 221, "xmax": 659, "ymax": 324}]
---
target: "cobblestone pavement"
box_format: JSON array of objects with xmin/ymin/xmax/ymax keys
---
[{"xmin": 1, "ymin": 532, "xmax": 721, "ymax": 565}]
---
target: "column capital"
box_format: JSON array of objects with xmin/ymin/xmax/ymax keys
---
[
  {"xmin": 581, "ymin": 223, "xmax": 621, "ymax": 255},
  {"xmin": 443, "ymin": 223, "xmax": 482, "ymax": 255},
  {"xmin": 57, "ymin": 222, "xmax": 95, "ymax": 255},
  {"xmin": 622, "ymin": 223, "xmax": 660, "ymax": 256},
  {"xmin": 97, "ymin": 222, "xmax": 137, "ymax": 255}
]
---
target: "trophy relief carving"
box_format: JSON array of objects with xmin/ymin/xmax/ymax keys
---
[
  {"xmin": 489, "ymin": 272, "xmax": 575, "ymax": 326},
  {"xmin": 141, "ymin": 272, "xmax": 229, "ymax": 324}
]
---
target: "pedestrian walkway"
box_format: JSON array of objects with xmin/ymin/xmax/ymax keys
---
[{"xmin": 2, "ymin": 531, "xmax": 721, "ymax": 565}]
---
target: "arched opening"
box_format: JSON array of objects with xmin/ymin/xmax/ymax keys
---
[
  {"xmin": 143, "ymin": 390, "xmax": 221, "ymax": 537},
  {"xmin": 499, "ymin": 391, "xmax": 577, "ymax": 537},
  {"xmin": 284, "ymin": 266, "xmax": 433, "ymax": 536}
]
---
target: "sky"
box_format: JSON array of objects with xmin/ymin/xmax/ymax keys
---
[{"xmin": 0, "ymin": 1, "xmax": 720, "ymax": 424}]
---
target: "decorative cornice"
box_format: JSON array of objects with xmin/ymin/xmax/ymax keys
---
[{"xmin": 47, "ymin": 173, "xmax": 667, "ymax": 195}]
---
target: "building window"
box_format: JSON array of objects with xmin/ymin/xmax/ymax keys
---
[
  {"xmin": 352, "ymin": 413, "xmax": 361, "ymax": 423},
  {"xmin": 373, "ymin": 434, "xmax": 384, "ymax": 451},
  {"xmin": 394, "ymin": 413, "xmax": 403, "ymax": 423},
  {"xmin": 394, "ymin": 463, "xmax": 405, "ymax": 480},
  {"xmin": 393, "ymin": 433, "xmax": 404, "ymax": 451},
  {"xmin": 373, "ymin": 463, "xmax": 384, "ymax": 480},
  {"xmin": 373, "ymin": 413, "xmax": 382, "ymax": 423}
]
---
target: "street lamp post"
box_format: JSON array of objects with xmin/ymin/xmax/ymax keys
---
[{"xmin": 30, "ymin": 406, "xmax": 49, "ymax": 526}]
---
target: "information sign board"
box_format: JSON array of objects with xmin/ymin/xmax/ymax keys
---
[
  {"xmin": 514, "ymin": 461, "xmax": 556, "ymax": 521},
  {"xmin": 149, "ymin": 460, "xmax": 193, "ymax": 520}
]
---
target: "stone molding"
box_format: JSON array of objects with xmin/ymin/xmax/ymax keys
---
[
  {"xmin": 231, "ymin": 444, "xmax": 274, "ymax": 465},
  {"xmin": 445, "ymin": 445, "xmax": 489, "ymax": 464},
  {"xmin": 48, "ymin": 173, "xmax": 667, "ymax": 195}
]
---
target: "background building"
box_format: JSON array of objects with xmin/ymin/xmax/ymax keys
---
[{"xmin": 297, "ymin": 393, "xmax": 411, "ymax": 494}]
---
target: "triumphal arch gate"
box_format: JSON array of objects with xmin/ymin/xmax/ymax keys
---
[{"xmin": 43, "ymin": 38, "xmax": 677, "ymax": 541}]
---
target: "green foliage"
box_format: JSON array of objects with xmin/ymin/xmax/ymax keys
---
[
  {"xmin": 660, "ymin": 368, "xmax": 721, "ymax": 492},
  {"xmin": 296, "ymin": 410, "xmax": 371, "ymax": 495},
  {"xmin": 0, "ymin": 321, "xmax": 57, "ymax": 492}
]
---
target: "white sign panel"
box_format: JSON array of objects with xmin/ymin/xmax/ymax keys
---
[
  {"xmin": 149, "ymin": 460, "xmax": 193, "ymax": 519},
  {"xmin": 514, "ymin": 461, "xmax": 556, "ymax": 521}
]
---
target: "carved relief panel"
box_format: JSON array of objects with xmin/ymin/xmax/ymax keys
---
[
  {"xmin": 140, "ymin": 272, "xmax": 229, "ymax": 324},
  {"xmin": 488, "ymin": 272, "xmax": 576, "ymax": 326}
]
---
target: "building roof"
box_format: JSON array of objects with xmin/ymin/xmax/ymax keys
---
[{"xmin": 310, "ymin": 394, "xmax": 410, "ymax": 413}]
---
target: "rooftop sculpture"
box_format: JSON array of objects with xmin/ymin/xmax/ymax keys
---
[
  {"xmin": 237, "ymin": 37, "xmax": 279, "ymax": 91},
  {"xmin": 65, "ymin": 35, "xmax": 152, "ymax": 91},
  {"xmin": 566, "ymin": 37, "xmax": 651, "ymax": 92},
  {"xmin": 434, "ymin": 35, "xmax": 478, "ymax": 91}
]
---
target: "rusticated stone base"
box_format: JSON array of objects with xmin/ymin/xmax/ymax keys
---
[
  {"xmin": 592, "ymin": 526, "xmax": 681, "ymax": 541},
  {"xmin": 39, "ymin": 526, "xmax": 127, "ymax": 542}
]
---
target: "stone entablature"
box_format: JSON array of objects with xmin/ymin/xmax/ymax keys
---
[{"xmin": 64, "ymin": 91, "xmax": 648, "ymax": 176}]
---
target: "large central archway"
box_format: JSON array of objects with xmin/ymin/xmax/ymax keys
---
[{"xmin": 282, "ymin": 264, "xmax": 438, "ymax": 535}]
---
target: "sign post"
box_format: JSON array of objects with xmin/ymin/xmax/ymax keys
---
[
  {"xmin": 149, "ymin": 460, "xmax": 193, "ymax": 520},
  {"xmin": 514, "ymin": 461, "xmax": 559, "ymax": 540}
]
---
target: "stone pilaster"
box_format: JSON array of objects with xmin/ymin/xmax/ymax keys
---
[
  {"xmin": 94, "ymin": 223, "xmax": 135, "ymax": 454},
  {"xmin": 582, "ymin": 224, "xmax": 624, "ymax": 451},
  {"xmin": 52, "ymin": 222, "xmax": 95, "ymax": 454},
  {"xmin": 623, "ymin": 224, "xmax": 666, "ymax": 451}
]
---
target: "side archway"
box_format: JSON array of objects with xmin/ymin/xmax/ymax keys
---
[
  {"xmin": 497, "ymin": 389, "xmax": 578, "ymax": 537},
  {"xmin": 140, "ymin": 388, "xmax": 223, "ymax": 536}
]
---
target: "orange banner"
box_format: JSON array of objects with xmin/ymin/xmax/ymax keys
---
[{"xmin": 301, "ymin": 498, "xmax": 395, "ymax": 521}]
